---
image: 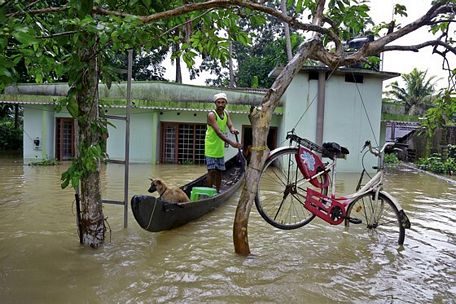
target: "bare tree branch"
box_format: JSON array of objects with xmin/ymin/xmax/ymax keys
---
[
  {"xmin": 311, "ymin": 2, "xmax": 456, "ymax": 68},
  {"xmin": 6, "ymin": 6, "xmax": 68, "ymax": 17},
  {"xmin": 313, "ymin": 0, "xmax": 326, "ymax": 26},
  {"xmin": 39, "ymin": 30, "xmax": 78, "ymax": 39},
  {"xmin": 383, "ymin": 40, "xmax": 456, "ymax": 55},
  {"xmin": 368, "ymin": 2, "xmax": 455, "ymax": 50}
]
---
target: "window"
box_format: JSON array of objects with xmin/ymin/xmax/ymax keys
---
[
  {"xmin": 160, "ymin": 122, "xmax": 206, "ymax": 164},
  {"xmin": 308, "ymin": 72, "xmax": 319, "ymax": 80},
  {"xmin": 345, "ymin": 73, "xmax": 364, "ymax": 83},
  {"xmin": 56, "ymin": 118, "xmax": 75, "ymax": 160}
]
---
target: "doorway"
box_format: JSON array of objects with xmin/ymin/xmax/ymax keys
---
[{"xmin": 56, "ymin": 118, "xmax": 75, "ymax": 160}]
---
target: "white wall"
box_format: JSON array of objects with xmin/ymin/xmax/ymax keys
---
[
  {"xmin": 281, "ymin": 73, "xmax": 318, "ymax": 145},
  {"xmin": 23, "ymin": 106, "xmax": 55, "ymax": 161},
  {"xmin": 324, "ymin": 75, "xmax": 381, "ymax": 172},
  {"xmin": 107, "ymin": 109, "xmax": 157, "ymax": 163}
]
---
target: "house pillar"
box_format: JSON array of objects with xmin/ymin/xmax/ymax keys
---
[
  {"xmin": 151, "ymin": 111, "xmax": 159, "ymax": 164},
  {"xmin": 316, "ymin": 72, "xmax": 326, "ymax": 146}
]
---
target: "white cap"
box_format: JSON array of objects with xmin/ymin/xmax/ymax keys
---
[{"xmin": 213, "ymin": 92, "xmax": 228, "ymax": 102}]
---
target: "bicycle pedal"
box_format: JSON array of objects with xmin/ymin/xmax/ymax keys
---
[{"xmin": 348, "ymin": 217, "xmax": 362, "ymax": 224}]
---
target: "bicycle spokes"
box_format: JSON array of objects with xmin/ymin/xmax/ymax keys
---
[
  {"xmin": 255, "ymin": 148, "xmax": 324, "ymax": 230},
  {"xmin": 345, "ymin": 192, "xmax": 405, "ymax": 245}
]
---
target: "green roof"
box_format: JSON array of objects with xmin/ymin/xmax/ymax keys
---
[
  {"xmin": 0, "ymin": 94, "xmax": 283, "ymax": 115},
  {"xmin": 1, "ymin": 81, "xmax": 284, "ymax": 115}
]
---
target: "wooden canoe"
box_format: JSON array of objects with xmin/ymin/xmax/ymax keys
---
[{"xmin": 131, "ymin": 154, "xmax": 245, "ymax": 232}]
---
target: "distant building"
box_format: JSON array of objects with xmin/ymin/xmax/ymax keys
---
[
  {"xmin": 1, "ymin": 66, "xmax": 399, "ymax": 172},
  {"xmin": 384, "ymin": 121, "xmax": 420, "ymax": 142}
]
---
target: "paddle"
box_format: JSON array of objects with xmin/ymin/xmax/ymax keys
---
[{"xmin": 234, "ymin": 133, "xmax": 247, "ymax": 169}]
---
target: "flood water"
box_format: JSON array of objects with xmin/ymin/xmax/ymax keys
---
[{"xmin": 0, "ymin": 154, "xmax": 455, "ymax": 303}]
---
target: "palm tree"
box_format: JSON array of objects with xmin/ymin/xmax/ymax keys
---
[{"xmin": 387, "ymin": 68, "xmax": 437, "ymax": 116}]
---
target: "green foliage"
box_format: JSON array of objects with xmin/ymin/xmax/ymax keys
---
[
  {"xmin": 421, "ymin": 90, "xmax": 456, "ymax": 137},
  {"xmin": 449, "ymin": 144, "xmax": 456, "ymax": 158},
  {"xmin": 417, "ymin": 153, "xmax": 456, "ymax": 175},
  {"xmin": 234, "ymin": 31, "xmax": 304, "ymax": 88},
  {"xmin": 393, "ymin": 4, "xmax": 408, "ymax": 17},
  {"xmin": 61, "ymin": 143, "xmax": 104, "ymax": 189},
  {"xmin": 326, "ymin": 0, "xmax": 372, "ymax": 41},
  {"xmin": 251, "ymin": 75, "xmax": 259, "ymax": 88},
  {"xmin": 0, "ymin": 104, "xmax": 22, "ymax": 150},
  {"xmin": 384, "ymin": 153, "xmax": 399, "ymax": 165},
  {"xmin": 386, "ymin": 68, "xmax": 437, "ymax": 116},
  {"xmin": 29, "ymin": 159, "xmax": 59, "ymax": 166},
  {"xmin": 0, "ymin": 121, "xmax": 22, "ymax": 151}
]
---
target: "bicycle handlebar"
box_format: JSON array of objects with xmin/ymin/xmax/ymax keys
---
[
  {"xmin": 363, "ymin": 140, "xmax": 395, "ymax": 157},
  {"xmin": 286, "ymin": 130, "xmax": 326, "ymax": 154}
]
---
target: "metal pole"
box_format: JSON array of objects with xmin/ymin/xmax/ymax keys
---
[{"xmin": 124, "ymin": 49, "xmax": 132, "ymax": 228}]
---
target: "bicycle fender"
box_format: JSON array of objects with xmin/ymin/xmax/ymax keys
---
[
  {"xmin": 380, "ymin": 191, "xmax": 411, "ymax": 229},
  {"xmin": 267, "ymin": 146, "xmax": 297, "ymax": 156},
  {"xmin": 379, "ymin": 191, "xmax": 402, "ymax": 211}
]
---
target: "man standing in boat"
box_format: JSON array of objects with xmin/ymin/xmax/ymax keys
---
[{"xmin": 205, "ymin": 92, "xmax": 241, "ymax": 192}]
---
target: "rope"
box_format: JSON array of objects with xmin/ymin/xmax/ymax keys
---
[
  {"xmin": 249, "ymin": 145, "xmax": 268, "ymax": 151},
  {"xmin": 292, "ymin": 94, "xmax": 318, "ymax": 132},
  {"xmin": 292, "ymin": 63, "xmax": 340, "ymax": 133},
  {"xmin": 146, "ymin": 198, "xmax": 158, "ymax": 230},
  {"xmin": 351, "ymin": 70, "xmax": 378, "ymax": 146}
]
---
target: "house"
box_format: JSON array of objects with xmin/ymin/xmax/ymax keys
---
[
  {"xmin": 271, "ymin": 66, "xmax": 399, "ymax": 171},
  {"xmin": 1, "ymin": 66, "xmax": 399, "ymax": 172},
  {"xmin": 2, "ymin": 82, "xmax": 282, "ymax": 164}
]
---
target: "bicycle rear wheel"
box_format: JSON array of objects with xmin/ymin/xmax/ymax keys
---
[
  {"xmin": 255, "ymin": 148, "xmax": 328, "ymax": 230},
  {"xmin": 345, "ymin": 191, "xmax": 405, "ymax": 245}
]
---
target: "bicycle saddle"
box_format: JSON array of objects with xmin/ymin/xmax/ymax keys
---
[{"xmin": 322, "ymin": 142, "xmax": 350, "ymax": 157}]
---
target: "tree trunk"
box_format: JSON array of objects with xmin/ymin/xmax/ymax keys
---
[
  {"xmin": 229, "ymin": 40, "xmax": 235, "ymax": 88},
  {"xmin": 77, "ymin": 35, "xmax": 105, "ymax": 248},
  {"xmin": 175, "ymin": 56, "xmax": 182, "ymax": 83},
  {"xmin": 174, "ymin": 43, "xmax": 183, "ymax": 84},
  {"xmin": 233, "ymin": 39, "xmax": 321, "ymax": 255},
  {"xmin": 233, "ymin": 107, "xmax": 271, "ymax": 255}
]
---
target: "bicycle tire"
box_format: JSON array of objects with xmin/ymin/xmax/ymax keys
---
[
  {"xmin": 255, "ymin": 147, "xmax": 329, "ymax": 230},
  {"xmin": 345, "ymin": 191, "xmax": 406, "ymax": 245}
]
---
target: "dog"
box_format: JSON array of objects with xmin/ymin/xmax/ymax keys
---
[{"xmin": 148, "ymin": 178, "xmax": 190, "ymax": 203}]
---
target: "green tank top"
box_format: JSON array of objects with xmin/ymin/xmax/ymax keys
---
[{"xmin": 205, "ymin": 110, "xmax": 228, "ymax": 158}]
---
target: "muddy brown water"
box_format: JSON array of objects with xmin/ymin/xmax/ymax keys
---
[{"xmin": 0, "ymin": 155, "xmax": 455, "ymax": 303}]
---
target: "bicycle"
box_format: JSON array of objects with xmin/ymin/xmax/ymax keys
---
[{"xmin": 255, "ymin": 129, "xmax": 411, "ymax": 245}]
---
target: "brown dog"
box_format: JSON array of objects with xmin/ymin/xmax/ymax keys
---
[{"xmin": 148, "ymin": 178, "xmax": 190, "ymax": 203}]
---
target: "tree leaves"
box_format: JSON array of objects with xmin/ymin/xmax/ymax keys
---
[
  {"xmin": 386, "ymin": 68, "xmax": 437, "ymax": 115},
  {"xmin": 393, "ymin": 4, "xmax": 408, "ymax": 17}
]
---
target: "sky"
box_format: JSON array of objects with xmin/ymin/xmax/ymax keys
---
[{"xmin": 164, "ymin": 0, "xmax": 454, "ymax": 90}]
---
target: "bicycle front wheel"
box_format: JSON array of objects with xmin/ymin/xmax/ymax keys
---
[
  {"xmin": 345, "ymin": 191, "xmax": 405, "ymax": 245},
  {"xmin": 255, "ymin": 148, "xmax": 328, "ymax": 230}
]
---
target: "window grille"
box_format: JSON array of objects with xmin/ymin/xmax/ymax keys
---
[
  {"xmin": 161, "ymin": 123, "xmax": 206, "ymax": 164},
  {"xmin": 162, "ymin": 124, "xmax": 177, "ymax": 163},
  {"xmin": 56, "ymin": 118, "xmax": 75, "ymax": 160}
]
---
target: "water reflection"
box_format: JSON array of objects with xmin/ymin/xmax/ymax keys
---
[{"xmin": 0, "ymin": 155, "xmax": 455, "ymax": 303}]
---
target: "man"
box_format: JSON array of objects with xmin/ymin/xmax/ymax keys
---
[{"xmin": 205, "ymin": 92, "xmax": 241, "ymax": 192}]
